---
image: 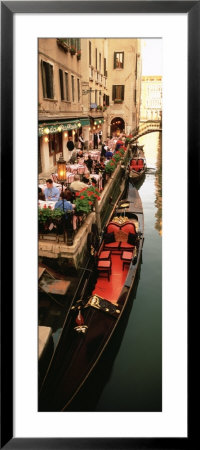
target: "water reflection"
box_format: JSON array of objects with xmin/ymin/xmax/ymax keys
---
[{"xmin": 139, "ymin": 131, "xmax": 162, "ymax": 235}]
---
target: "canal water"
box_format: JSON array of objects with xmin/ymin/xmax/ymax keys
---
[{"xmin": 68, "ymin": 131, "xmax": 162, "ymax": 412}]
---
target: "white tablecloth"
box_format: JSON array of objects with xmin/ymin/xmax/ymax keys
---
[{"xmin": 38, "ymin": 200, "xmax": 56, "ymax": 210}]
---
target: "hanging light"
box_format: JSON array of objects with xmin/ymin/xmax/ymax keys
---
[
  {"xmin": 44, "ymin": 127, "xmax": 49, "ymax": 134},
  {"xmin": 94, "ymin": 121, "xmax": 97, "ymax": 125},
  {"xmin": 72, "ymin": 130, "xmax": 75, "ymax": 135},
  {"xmin": 57, "ymin": 154, "xmax": 66, "ymax": 182},
  {"xmin": 78, "ymin": 122, "xmax": 81, "ymax": 127},
  {"xmin": 57, "ymin": 126, "xmax": 62, "ymax": 132},
  {"xmin": 44, "ymin": 136, "xmax": 49, "ymax": 143},
  {"xmin": 64, "ymin": 132, "xmax": 68, "ymax": 138}
]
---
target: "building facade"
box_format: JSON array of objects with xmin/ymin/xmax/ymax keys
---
[
  {"xmin": 106, "ymin": 38, "xmax": 141, "ymax": 136},
  {"xmin": 140, "ymin": 76, "xmax": 162, "ymax": 121},
  {"xmin": 38, "ymin": 38, "xmax": 141, "ymax": 176}
]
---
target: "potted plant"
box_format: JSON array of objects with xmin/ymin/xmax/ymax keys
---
[
  {"xmin": 77, "ymin": 50, "xmax": 81, "ymax": 60},
  {"xmin": 70, "ymin": 46, "xmax": 76, "ymax": 55},
  {"xmin": 57, "ymin": 39, "xmax": 69, "ymax": 53},
  {"xmin": 96, "ymin": 105, "xmax": 102, "ymax": 111}
]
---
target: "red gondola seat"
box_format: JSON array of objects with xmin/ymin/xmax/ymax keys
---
[
  {"xmin": 121, "ymin": 251, "xmax": 133, "ymax": 270},
  {"xmin": 97, "ymin": 260, "xmax": 112, "ymax": 280},
  {"xmin": 98, "ymin": 250, "xmax": 111, "ymax": 260}
]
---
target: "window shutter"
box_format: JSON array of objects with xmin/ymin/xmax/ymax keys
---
[
  {"xmin": 122, "ymin": 52, "xmax": 124, "ymax": 68},
  {"xmin": 114, "ymin": 52, "xmax": 116, "ymax": 69},
  {"xmin": 112, "ymin": 85, "xmax": 116, "ymax": 100},
  {"xmin": 106, "ymin": 95, "xmax": 109, "ymax": 106},
  {"xmin": 41, "ymin": 60, "xmax": 46, "ymax": 97},
  {"xmin": 121, "ymin": 85, "xmax": 124, "ymax": 100},
  {"xmin": 59, "ymin": 69, "xmax": 64, "ymax": 100}
]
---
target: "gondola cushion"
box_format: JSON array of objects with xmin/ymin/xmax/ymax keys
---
[
  {"xmin": 107, "ymin": 223, "xmax": 120, "ymax": 234},
  {"xmin": 119, "ymin": 242, "xmax": 134, "ymax": 250},
  {"xmin": 127, "ymin": 232, "xmax": 138, "ymax": 245},
  {"xmin": 104, "ymin": 232, "xmax": 115, "ymax": 243},
  {"xmin": 121, "ymin": 223, "xmax": 136, "ymax": 234}
]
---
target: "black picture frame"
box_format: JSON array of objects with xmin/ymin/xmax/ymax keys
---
[{"xmin": 1, "ymin": 1, "xmax": 199, "ymax": 449}]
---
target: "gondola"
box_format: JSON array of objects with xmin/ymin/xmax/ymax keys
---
[
  {"xmin": 39, "ymin": 180, "xmax": 144, "ymax": 411},
  {"xmin": 129, "ymin": 153, "xmax": 147, "ymax": 183}
]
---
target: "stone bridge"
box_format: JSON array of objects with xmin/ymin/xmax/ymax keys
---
[{"xmin": 131, "ymin": 120, "xmax": 162, "ymax": 142}]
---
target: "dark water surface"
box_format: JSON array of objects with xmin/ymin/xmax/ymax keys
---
[{"xmin": 68, "ymin": 132, "xmax": 162, "ymax": 412}]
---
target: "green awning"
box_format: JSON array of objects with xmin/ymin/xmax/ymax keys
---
[
  {"xmin": 38, "ymin": 117, "xmax": 91, "ymax": 136},
  {"xmin": 93, "ymin": 118, "xmax": 104, "ymax": 126},
  {"xmin": 79, "ymin": 118, "xmax": 90, "ymax": 127}
]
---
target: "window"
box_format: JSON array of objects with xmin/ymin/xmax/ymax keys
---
[
  {"xmin": 104, "ymin": 58, "xmax": 107, "ymax": 76},
  {"xmin": 103, "ymin": 94, "xmax": 109, "ymax": 106},
  {"xmin": 65, "ymin": 72, "xmax": 69, "ymax": 101},
  {"xmin": 77, "ymin": 78, "xmax": 80, "ymax": 102},
  {"xmin": 59, "ymin": 69, "xmax": 69, "ymax": 101},
  {"xmin": 114, "ymin": 52, "xmax": 124, "ymax": 69},
  {"xmin": 95, "ymin": 89, "xmax": 97, "ymax": 104},
  {"xmin": 71, "ymin": 75, "xmax": 75, "ymax": 102},
  {"xmin": 41, "ymin": 60, "xmax": 54, "ymax": 99},
  {"xmin": 89, "ymin": 41, "xmax": 92, "ymax": 66},
  {"xmin": 59, "ymin": 69, "xmax": 64, "ymax": 100},
  {"xmin": 95, "ymin": 48, "xmax": 97, "ymax": 70},
  {"xmin": 112, "ymin": 85, "xmax": 124, "ymax": 103}
]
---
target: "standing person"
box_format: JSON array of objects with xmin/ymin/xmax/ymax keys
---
[
  {"xmin": 67, "ymin": 136, "xmax": 75, "ymax": 152},
  {"xmin": 78, "ymin": 134, "xmax": 85, "ymax": 151},
  {"xmin": 93, "ymin": 133, "xmax": 98, "ymax": 149},
  {"xmin": 101, "ymin": 141, "xmax": 107, "ymax": 157},
  {"xmin": 98, "ymin": 130, "xmax": 102, "ymax": 145},
  {"xmin": 44, "ymin": 179, "xmax": 60, "ymax": 201}
]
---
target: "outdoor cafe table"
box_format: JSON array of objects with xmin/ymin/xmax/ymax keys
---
[{"xmin": 66, "ymin": 164, "xmax": 87, "ymax": 175}]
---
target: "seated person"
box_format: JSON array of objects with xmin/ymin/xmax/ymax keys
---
[
  {"xmin": 55, "ymin": 191, "xmax": 73, "ymax": 213},
  {"xmin": 94, "ymin": 157, "xmax": 105, "ymax": 174},
  {"xmin": 69, "ymin": 174, "xmax": 89, "ymax": 192},
  {"xmin": 44, "ymin": 179, "xmax": 60, "ymax": 201},
  {"xmin": 105, "ymin": 149, "xmax": 113, "ymax": 160},
  {"xmin": 82, "ymin": 172, "xmax": 91, "ymax": 185},
  {"xmin": 77, "ymin": 149, "xmax": 84, "ymax": 158},
  {"xmin": 64, "ymin": 188, "xmax": 74, "ymax": 202},
  {"xmin": 91, "ymin": 177, "xmax": 97, "ymax": 186},
  {"xmin": 38, "ymin": 187, "xmax": 45, "ymax": 201},
  {"xmin": 84, "ymin": 154, "xmax": 93, "ymax": 173}
]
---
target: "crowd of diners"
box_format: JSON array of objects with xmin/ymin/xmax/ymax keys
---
[{"xmin": 38, "ymin": 135, "xmax": 127, "ymax": 228}]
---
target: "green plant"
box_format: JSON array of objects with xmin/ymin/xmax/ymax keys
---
[
  {"xmin": 113, "ymin": 152, "xmax": 121, "ymax": 163},
  {"xmin": 38, "ymin": 207, "xmax": 65, "ymax": 223},
  {"xmin": 105, "ymin": 159, "xmax": 117, "ymax": 173},
  {"xmin": 70, "ymin": 46, "xmax": 76, "ymax": 55},
  {"xmin": 74, "ymin": 185, "xmax": 101, "ymax": 213}
]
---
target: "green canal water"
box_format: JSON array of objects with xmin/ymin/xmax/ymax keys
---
[{"xmin": 68, "ymin": 131, "xmax": 162, "ymax": 412}]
